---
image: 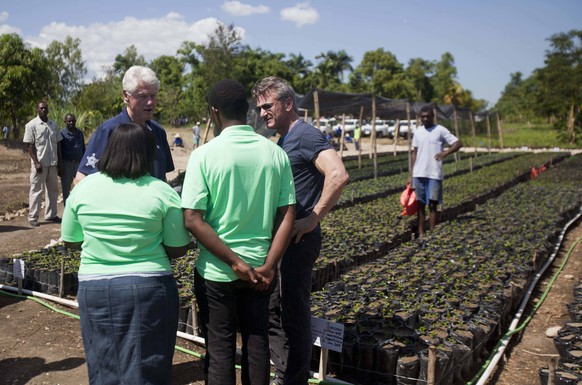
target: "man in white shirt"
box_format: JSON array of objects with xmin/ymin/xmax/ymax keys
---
[
  {"xmin": 23, "ymin": 102, "xmax": 62, "ymax": 226},
  {"xmin": 409, "ymin": 106, "xmax": 462, "ymax": 236}
]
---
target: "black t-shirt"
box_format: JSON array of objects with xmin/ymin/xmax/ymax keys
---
[{"xmin": 278, "ymin": 120, "xmax": 333, "ymax": 220}]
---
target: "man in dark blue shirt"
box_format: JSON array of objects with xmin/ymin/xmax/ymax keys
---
[
  {"xmin": 75, "ymin": 66, "xmax": 174, "ymax": 184},
  {"xmin": 252, "ymin": 77, "xmax": 349, "ymax": 385},
  {"xmin": 60, "ymin": 114, "xmax": 85, "ymax": 204}
]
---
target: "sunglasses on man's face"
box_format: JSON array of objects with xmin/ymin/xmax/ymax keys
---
[{"xmin": 255, "ymin": 100, "xmax": 279, "ymax": 113}]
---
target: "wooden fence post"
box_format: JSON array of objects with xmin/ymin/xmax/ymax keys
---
[{"xmin": 428, "ymin": 345, "xmax": 436, "ymax": 385}]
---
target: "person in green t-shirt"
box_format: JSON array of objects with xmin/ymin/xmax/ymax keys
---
[
  {"xmin": 61, "ymin": 123, "xmax": 191, "ymax": 385},
  {"xmin": 354, "ymin": 124, "xmax": 361, "ymax": 151},
  {"xmin": 182, "ymin": 79, "xmax": 296, "ymax": 385}
]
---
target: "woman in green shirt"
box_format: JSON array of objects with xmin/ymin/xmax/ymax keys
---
[{"xmin": 62, "ymin": 123, "xmax": 190, "ymax": 385}]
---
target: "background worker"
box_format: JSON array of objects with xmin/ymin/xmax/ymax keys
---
[
  {"xmin": 60, "ymin": 113, "xmax": 85, "ymax": 204},
  {"xmin": 409, "ymin": 106, "xmax": 462, "ymax": 236},
  {"xmin": 23, "ymin": 101, "xmax": 62, "ymax": 226}
]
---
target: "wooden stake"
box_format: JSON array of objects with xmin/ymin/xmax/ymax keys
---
[
  {"xmin": 549, "ymin": 357, "xmax": 557, "ymax": 385},
  {"xmin": 339, "ymin": 114, "xmax": 346, "ymax": 158},
  {"xmin": 59, "ymin": 259, "xmax": 65, "ymax": 298},
  {"xmin": 314, "ymin": 90, "xmax": 321, "ymax": 131},
  {"xmin": 202, "ymin": 116, "xmax": 211, "ymax": 145},
  {"xmin": 427, "ymin": 345, "xmax": 436, "ymax": 385},
  {"xmin": 358, "ymin": 106, "xmax": 364, "ymax": 169},
  {"xmin": 393, "ymin": 119, "xmax": 400, "ymax": 156},
  {"xmin": 372, "ymin": 95, "xmax": 377, "ymax": 179},
  {"xmin": 319, "ymin": 348, "xmax": 329, "ymax": 381},
  {"xmin": 453, "ymin": 107, "xmax": 461, "ymax": 162},
  {"xmin": 496, "ymin": 111, "xmax": 504, "ymax": 150},
  {"xmin": 486, "ymin": 112, "xmax": 492, "ymax": 154},
  {"xmin": 470, "ymin": 111, "xmax": 477, "ymax": 157},
  {"xmin": 406, "ymin": 103, "xmax": 412, "ymax": 172}
]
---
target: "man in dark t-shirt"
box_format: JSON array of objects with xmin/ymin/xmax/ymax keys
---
[{"xmin": 252, "ymin": 77, "xmax": 349, "ymax": 385}]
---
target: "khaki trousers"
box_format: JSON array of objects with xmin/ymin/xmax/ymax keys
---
[{"xmin": 28, "ymin": 164, "xmax": 58, "ymax": 221}]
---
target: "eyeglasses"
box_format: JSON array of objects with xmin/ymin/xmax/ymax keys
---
[{"xmin": 255, "ymin": 100, "xmax": 279, "ymax": 113}]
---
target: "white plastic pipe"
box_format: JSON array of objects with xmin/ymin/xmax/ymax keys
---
[{"xmin": 0, "ymin": 284, "xmax": 79, "ymax": 308}]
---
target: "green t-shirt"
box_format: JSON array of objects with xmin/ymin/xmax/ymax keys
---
[
  {"xmin": 61, "ymin": 172, "xmax": 191, "ymax": 275},
  {"xmin": 181, "ymin": 125, "xmax": 296, "ymax": 282}
]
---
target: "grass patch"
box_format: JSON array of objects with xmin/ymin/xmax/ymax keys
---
[{"xmin": 463, "ymin": 123, "xmax": 575, "ymax": 149}]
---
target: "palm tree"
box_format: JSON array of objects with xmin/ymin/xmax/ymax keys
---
[
  {"xmin": 315, "ymin": 50, "xmax": 354, "ymax": 87},
  {"xmin": 286, "ymin": 53, "xmax": 313, "ymax": 78}
]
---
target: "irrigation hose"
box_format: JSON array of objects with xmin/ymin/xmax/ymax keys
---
[
  {"xmin": 468, "ymin": 209, "xmax": 582, "ymax": 385},
  {"xmin": 0, "ymin": 287, "xmax": 79, "ymax": 320},
  {"xmin": 0, "ymin": 287, "xmax": 345, "ymax": 385}
]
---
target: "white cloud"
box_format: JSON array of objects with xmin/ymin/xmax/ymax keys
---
[
  {"xmin": 24, "ymin": 13, "xmax": 243, "ymax": 80},
  {"xmin": 280, "ymin": 3, "xmax": 319, "ymax": 27},
  {"xmin": 0, "ymin": 11, "xmax": 20, "ymax": 34},
  {"xmin": 222, "ymin": 1, "xmax": 269, "ymax": 16},
  {"xmin": 0, "ymin": 24, "xmax": 20, "ymax": 34}
]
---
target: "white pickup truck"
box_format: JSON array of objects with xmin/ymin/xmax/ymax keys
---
[
  {"xmin": 388, "ymin": 119, "xmax": 417, "ymax": 138},
  {"xmin": 361, "ymin": 119, "xmax": 392, "ymax": 138}
]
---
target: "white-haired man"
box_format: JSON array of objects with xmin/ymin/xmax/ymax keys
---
[{"xmin": 75, "ymin": 66, "xmax": 174, "ymax": 183}]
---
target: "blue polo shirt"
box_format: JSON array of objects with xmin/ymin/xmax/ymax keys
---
[
  {"xmin": 77, "ymin": 108, "xmax": 174, "ymax": 180},
  {"xmin": 278, "ymin": 120, "xmax": 332, "ymax": 220}
]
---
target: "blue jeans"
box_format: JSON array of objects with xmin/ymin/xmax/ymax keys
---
[
  {"xmin": 77, "ymin": 275, "xmax": 179, "ymax": 385},
  {"xmin": 194, "ymin": 269, "xmax": 272, "ymax": 385},
  {"xmin": 269, "ymin": 229, "xmax": 321, "ymax": 385},
  {"xmin": 412, "ymin": 177, "xmax": 443, "ymax": 206}
]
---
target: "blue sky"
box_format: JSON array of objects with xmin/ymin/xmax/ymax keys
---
[{"xmin": 1, "ymin": 0, "xmax": 580, "ymax": 105}]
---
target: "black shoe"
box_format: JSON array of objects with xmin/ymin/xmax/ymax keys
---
[
  {"xmin": 46, "ymin": 216, "xmax": 61, "ymax": 223},
  {"xmin": 29, "ymin": 220, "xmax": 39, "ymax": 227}
]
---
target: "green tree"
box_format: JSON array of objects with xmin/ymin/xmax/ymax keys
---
[
  {"xmin": 0, "ymin": 33, "xmax": 52, "ymax": 138},
  {"xmin": 111, "ymin": 45, "xmax": 146, "ymax": 76},
  {"xmin": 45, "ymin": 36, "xmax": 87, "ymax": 104},
  {"xmin": 149, "ymin": 55, "xmax": 184, "ymax": 125},
  {"xmin": 314, "ymin": 50, "xmax": 353, "ymax": 91},
  {"xmin": 431, "ymin": 52, "xmax": 458, "ymax": 104},
  {"xmin": 348, "ymin": 48, "xmax": 412, "ymax": 98},
  {"xmin": 286, "ymin": 53, "xmax": 313, "ymax": 94},
  {"xmin": 178, "ymin": 24, "xmax": 249, "ymax": 123},
  {"xmin": 177, "ymin": 41, "xmax": 204, "ymax": 123},
  {"xmin": 198, "ymin": 23, "xmax": 244, "ymax": 86},
  {"xmin": 538, "ymin": 30, "xmax": 582, "ymax": 143},
  {"xmin": 237, "ymin": 48, "xmax": 293, "ymax": 92},
  {"xmin": 406, "ymin": 58, "xmax": 434, "ymax": 101},
  {"xmin": 495, "ymin": 72, "xmax": 539, "ymax": 123},
  {"xmin": 75, "ymin": 73, "xmax": 122, "ymax": 132}
]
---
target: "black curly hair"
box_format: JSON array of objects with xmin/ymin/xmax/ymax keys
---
[{"xmin": 207, "ymin": 79, "xmax": 249, "ymax": 121}]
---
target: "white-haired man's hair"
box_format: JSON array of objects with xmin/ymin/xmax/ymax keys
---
[{"xmin": 122, "ymin": 66, "xmax": 160, "ymax": 94}]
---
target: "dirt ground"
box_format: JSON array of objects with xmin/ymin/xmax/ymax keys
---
[{"xmin": 1, "ymin": 137, "xmax": 581, "ymax": 385}]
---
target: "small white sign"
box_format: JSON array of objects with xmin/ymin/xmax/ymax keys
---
[
  {"xmin": 12, "ymin": 259, "xmax": 25, "ymax": 279},
  {"xmin": 311, "ymin": 317, "xmax": 344, "ymax": 353}
]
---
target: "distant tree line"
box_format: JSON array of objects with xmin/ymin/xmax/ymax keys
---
[
  {"xmin": 495, "ymin": 30, "xmax": 582, "ymax": 143},
  {"xmin": 0, "ymin": 26, "xmax": 579, "ymax": 143}
]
